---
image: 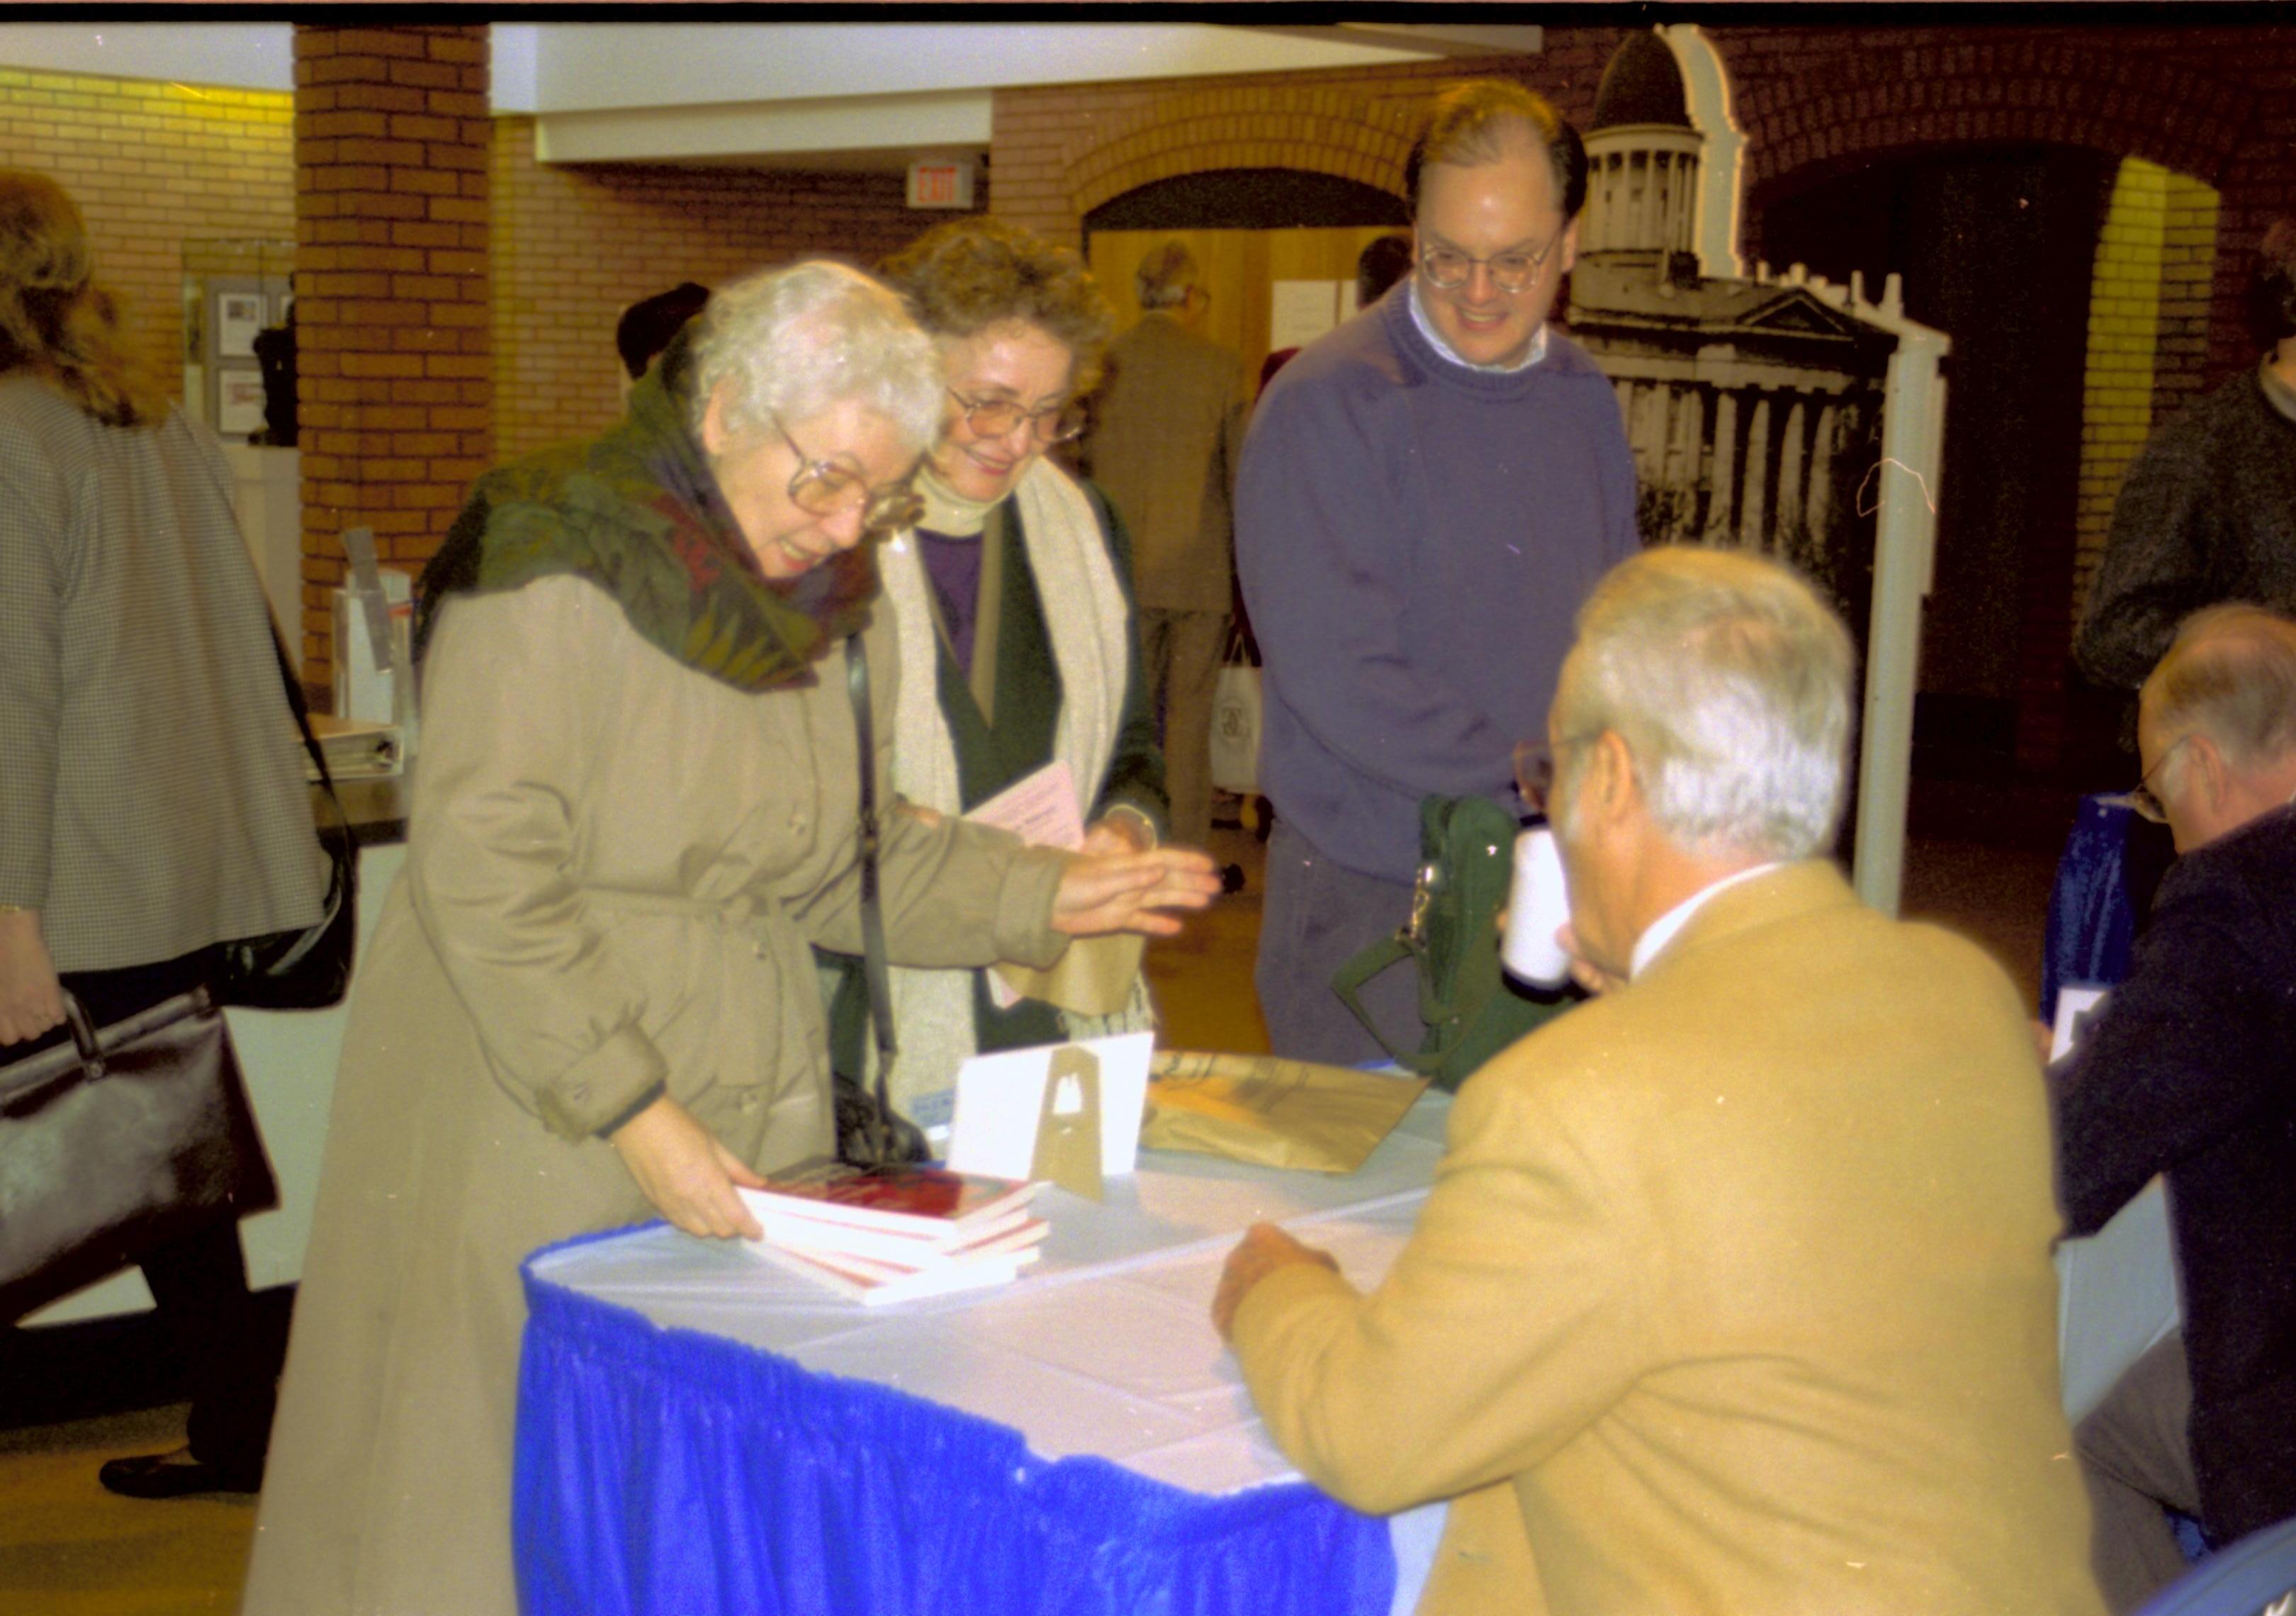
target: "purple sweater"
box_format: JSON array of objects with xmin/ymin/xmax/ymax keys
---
[{"xmin": 1236, "ymin": 290, "xmax": 1640, "ymax": 880}]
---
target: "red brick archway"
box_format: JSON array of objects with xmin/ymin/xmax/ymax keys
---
[{"xmin": 1059, "ymin": 86, "xmax": 1419, "ymax": 227}]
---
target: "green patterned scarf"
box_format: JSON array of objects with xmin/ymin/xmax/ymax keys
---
[{"xmin": 414, "ymin": 334, "xmax": 877, "ymax": 692}]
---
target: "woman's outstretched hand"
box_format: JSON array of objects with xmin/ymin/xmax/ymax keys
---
[
  {"xmin": 1052, "ymin": 846, "xmax": 1220, "ymax": 938},
  {"xmin": 608, "ymin": 1095, "xmax": 766, "ymax": 1240}
]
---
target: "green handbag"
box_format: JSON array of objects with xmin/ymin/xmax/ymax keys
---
[{"xmin": 1332, "ymin": 794, "xmax": 1572, "ymax": 1091}]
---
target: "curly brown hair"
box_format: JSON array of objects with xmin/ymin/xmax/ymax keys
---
[
  {"xmin": 879, "ymin": 215, "xmax": 1113, "ymax": 394},
  {"xmin": 0, "ymin": 169, "xmax": 159, "ymax": 427}
]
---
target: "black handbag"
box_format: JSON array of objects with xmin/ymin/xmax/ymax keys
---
[
  {"xmin": 1332, "ymin": 793, "xmax": 1574, "ymax": 1091},
  {"xmin": 0, "ymin": 989, "xmax": 278, "ymax": 1321},
  {"xmin": 215, "ymin": 629, "xmax": 358, "ymax": 1011}
]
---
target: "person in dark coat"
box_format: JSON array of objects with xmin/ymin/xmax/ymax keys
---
[{"xmin": 2050, "ymin": 602, "xmax": 2296, "ymax": 1610}]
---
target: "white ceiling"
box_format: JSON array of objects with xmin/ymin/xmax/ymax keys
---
[{"xmin": 0, "ymin": 21, "xmax": 1540, "ymax": 171}]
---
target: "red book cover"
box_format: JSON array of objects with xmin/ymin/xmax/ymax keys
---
[{"xmin": 740, "ymin": 1160, "xmax": 1036, "ymax": 1240}]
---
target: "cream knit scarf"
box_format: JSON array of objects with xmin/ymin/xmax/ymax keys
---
[{"xmin": 873, "ymin": 456, "xmax": 1149, "ymax": 1126}]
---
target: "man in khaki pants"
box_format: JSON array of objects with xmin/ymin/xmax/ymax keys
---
[{"xmin": 1081, "ymin": 241, "xmax": 1244, "ymax": 848}]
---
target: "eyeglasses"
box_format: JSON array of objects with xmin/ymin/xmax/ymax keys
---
[
  {"xmin": 947, "ymin": 388, "xmax": 1086, "ymax": 444},
  {"xmin": 2121, "ymin": 736, "xmax": 2193, "ymax": 825},
  {"xmin": 1418, "ymin": 225, "xmax": 1568, "ymax": 296},
  {"xmin": 772, "ymin": 415, "xmax": 923, "ymax": 534}
]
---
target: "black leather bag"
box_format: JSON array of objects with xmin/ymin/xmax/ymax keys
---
[
  {"xmin": 215, "ymin": 631, "xmax": 358, "ymax": 1011},
  {"xmin": 0, "ymin": 989, "xmax": 278, "ymax": 1322}
]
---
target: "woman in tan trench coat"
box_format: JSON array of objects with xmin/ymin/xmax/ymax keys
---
[{"xmin": 240, "ymin": 260, "xmax": 1218, "ymax": 1616}]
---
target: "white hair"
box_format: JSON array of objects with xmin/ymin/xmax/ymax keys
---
[
  {"xmin": 686, "ymin": 259, "xmax": 942, "ymax": 454},
  {"xmin": 1552, "ymin": 545, "xmax": 1856, "ymax": 862}
]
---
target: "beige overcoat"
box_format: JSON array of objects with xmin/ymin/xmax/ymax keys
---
[
  {"xmin": 241, "ymin": 575, "xmax": 1069, "ymax": 1616},
  {"xmin": 1234, "ymin": 862, "xmax": 2108, "ymax": 1616}
]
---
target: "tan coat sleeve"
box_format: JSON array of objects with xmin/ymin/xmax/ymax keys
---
[
  {"xmin": 790, "ymin": 809, "xmax": 1069, "ymax": 974},
  {"xmin": 405, "ymin": 583, "xmax": 668, "ymax": 1141},
  {"xmin": 784, "ymin": 619, "xmax": 1069, "ymax": 972},
  {"xmin": 1229, "ymin": 1067, "xmax": 1652, "ymax": 1517}
]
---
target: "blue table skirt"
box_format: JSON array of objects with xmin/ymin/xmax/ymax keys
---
[{"xmin": 515, "ymin": 1231, "xmax": 1397, "ymax": 1616}]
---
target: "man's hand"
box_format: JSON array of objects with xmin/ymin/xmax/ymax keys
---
[
  {"xmin": 608, "ymin": 1095, "xmax": 766, "ymax": 1240},
  {"xmin": 1052, "ymin": 846, "xmax": 1220, "ymax": 938},
  {"xmin": 1213, "ymin": 1222, "xmax": 1339, "ymax": 1341},
  {"xmin": 0, "ymin": 909, "xmax": 64, "ymax": 1048}
]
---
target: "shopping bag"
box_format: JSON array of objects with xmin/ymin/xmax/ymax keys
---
[{"xmin": 1209, "ymin": 632, "xmax": 1261, "ymax": 795}]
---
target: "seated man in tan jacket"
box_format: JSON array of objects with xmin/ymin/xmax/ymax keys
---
[{"xmin": 1215, "ymin": 546, "xmax": 2105, "ymax": 1616}]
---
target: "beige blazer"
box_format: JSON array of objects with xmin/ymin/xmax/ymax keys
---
[
  {"xmin": 244, "ymin": 576, "xmax": 1070, "ymax": 1616},
  {"xmin": 1084, "ymin": 313, "xmax": 1245, "ymax": 615},
  {"xmin": 1234, "ymin": 861, "xmax": 2105, "ymax": 1616}
]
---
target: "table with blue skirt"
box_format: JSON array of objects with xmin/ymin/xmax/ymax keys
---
[{"xmin": 514, "ymin": 1089, "xmax": 1453, "ymax": 1616}]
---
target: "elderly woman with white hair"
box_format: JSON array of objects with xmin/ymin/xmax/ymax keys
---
[{"xmin": 242, "ymin": 259, "xmax": 1218, "ymax": 1616}]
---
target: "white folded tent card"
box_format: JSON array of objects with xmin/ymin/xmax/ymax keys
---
[{"xmin": 945, "ymin": 1032, "xmax": 1153, "ymax": 1185}]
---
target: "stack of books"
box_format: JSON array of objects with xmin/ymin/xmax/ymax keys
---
[{"xmin": 737, "ymin": 1160, "xmax": 1045, "ymax": 1306}]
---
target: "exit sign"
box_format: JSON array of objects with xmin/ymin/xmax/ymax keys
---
[{"xmin": 906, "ymin": 159, "xmax": 975, "ymax": 211}]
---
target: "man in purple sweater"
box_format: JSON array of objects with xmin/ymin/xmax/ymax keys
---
[{"xmin": 1237, "ymin": 80, "xmax": 1641, "ymax": 1062}]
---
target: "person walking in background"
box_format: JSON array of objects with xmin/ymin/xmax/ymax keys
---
[
  {"xmin": 1081, "ymin": 240, "xmax": 1245, "ymax": 850},
  {"xmin": 0, "ymin": 169, "xmax": 326, "ymax": 1498},
  {"xmin": 1237, "ymin": 81, "xmax": 1640, "ymax": 1065}
]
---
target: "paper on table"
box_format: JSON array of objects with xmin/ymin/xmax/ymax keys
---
[
  {"xmin": 947, "ymin": 1031, "xmax": 1154, "ymax": 1184},
  {"xmin": 2051, "ymin": 984, "xmax": 2109, "ymax": 1062}
]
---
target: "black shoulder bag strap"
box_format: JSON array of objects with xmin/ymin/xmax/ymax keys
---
[{"xmin": 845, "ymin": 634, "xmax": 900, "ymax": 1167}]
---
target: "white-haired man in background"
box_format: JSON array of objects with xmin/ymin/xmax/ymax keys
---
[{"xmin": 1214, "ymin": 546, "xmax": 2104, "ymax": 1615}]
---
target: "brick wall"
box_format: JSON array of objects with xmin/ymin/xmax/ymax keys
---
[
  {"xmin": 987, "ymin": 30, "xmax": 1634, "ymax": 249},
  {"xmin": 292, "ymin": 25, "xmax": 491, "ymax": 693},
  {"xmin": 492, "ymin": 119, "xmax": 951, "ymax": 460},
  {"xmin": 0, "ymin": 67, "xmax": 292, "ymax": 405}
]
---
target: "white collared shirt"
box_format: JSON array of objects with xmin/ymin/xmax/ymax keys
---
[
  {"xmin": 1628, "ymin": 863, "xmax": 1784, "ymax": 980},
  {"xmin": 1406, "ymin": 279, "xmax": 1549, "ymax": 374}
]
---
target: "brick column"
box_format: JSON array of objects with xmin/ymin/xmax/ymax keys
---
[{"xmin": 291, "ymin": 24, "xmax": 489, "ymax": 701}]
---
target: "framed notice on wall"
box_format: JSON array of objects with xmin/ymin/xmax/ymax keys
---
[
  {"xmin": 217, "ymin": 371, "xmax": 266, "ymax": 437},
  {"xmin": 215, "ymin": 292, "xmax": 264, "ymax": 360}
]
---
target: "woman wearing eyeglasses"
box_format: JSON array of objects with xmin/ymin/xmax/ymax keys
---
[
  {"xmin": 240, "ymin": 260, "xmax": 1217, "ymax": 1616},
  {"xmin": 831, "ymin": 217, "xmax": 1169, "ymax": 1141}
]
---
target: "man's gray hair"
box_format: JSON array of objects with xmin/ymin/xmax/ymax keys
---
[
  {"xmin": 1135, "ymin": 240, "xmax": 1197, "ymax": 311},
  {"xmin": 2144, "ymin": 602, "xmax": 2296, "ymax": 776},
  {"xmin": 1553, "ymin": 546, "xmax": 1857, "ymax": 861},
  {"xmin": 686, "ymin": 259, "xmax": 941, "ymax": 455}
]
